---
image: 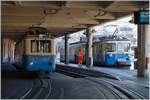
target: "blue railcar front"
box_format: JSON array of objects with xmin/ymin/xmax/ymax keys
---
[
  {"xmin": 23, "ymin": 35, "xmax": 56, "ymax": 72},
  {"xmin": 22, "ymin": 55, "xmax": 55, "ymax": 72}
]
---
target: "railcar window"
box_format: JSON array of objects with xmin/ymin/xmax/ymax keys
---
[
  {"xmin": 96, "ymin": 43, "xmax": 102, "ymax": 55},
  {"xmin": 105, "ymin": 43, "xmax": 116, "ymax": 52},
  {"xmin": 117, "ymin": 43, "xmax": 123, "ymax": 52},
  {"xmin": 99, "ymin": 43, "xmax": 102, "ymax": 54},
  {"xmin": 40, "ymin": 40, "xmax": 51, "ymax": 53},
  {"xmin": 93, "ymin": 44, "xmax": 96, "ymax": 54},
  {"xmin": 31, "ymin": 40, "xmax": 39, "ymax": 52},
  {"xmin": 96, "ymin": 44, "xmax": 100, "ymax": 54},
  {"xmin": 124, "ymin": 43, "xmax": 130, "ymax": 52},
  {"xmin": 31, "ymin": 40, "xmax": 51, "ymax": 53}
]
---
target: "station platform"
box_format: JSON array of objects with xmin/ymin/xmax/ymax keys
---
[{"xmin": 56, "ymin": 63, "xmax": 149, "ymax": 87}]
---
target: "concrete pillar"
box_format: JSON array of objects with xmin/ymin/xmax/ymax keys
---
[
  {"xmin": 145, "ymin": 25, "xmax": 150, "ymax": 78},
  {"xmin": 137, "ymin": 25, "xmax": 146, "ymax": 77},
  {"xmin": 85, "ymin": 28, "xmax": 93, "ymax": 67},
  {"xmin": 1, "ymin": 36, "xmax": 3, "ymax": 63},
  {"xmin": 65, "ymin": 34, "xmax": 69, "ymax": 64}
]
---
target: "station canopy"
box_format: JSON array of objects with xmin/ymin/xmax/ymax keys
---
[{"xmin": 1, "ymin": 1, "xmax": 149, "ymax": 40}]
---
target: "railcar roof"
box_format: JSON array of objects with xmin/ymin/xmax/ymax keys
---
[
  {"xmin": 70, "ymin": 41, "xmax": 86, "ymax": 45},
  {"xmin": 94, "ymin": 36, "xmax": 129, "ymax": 41},
  {"xmin": 24, "ymin": 35, "xmax": 54, "ymax": 39},
  {"xmin": 70, "ymin": 36, "xmax": 130, "ymax": 45}
]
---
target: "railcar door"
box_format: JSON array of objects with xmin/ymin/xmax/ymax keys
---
[
  {"xmin": 95, "ymin": 42, "xmax": 104, "ymax": 65},
  {"xmin": 104, "ymin": 41, "xmax": 116, "ymax": 65}
]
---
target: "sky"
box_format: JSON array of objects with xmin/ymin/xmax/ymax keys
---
[
  {"xmin": 56, "ymin": 15, "xmax": 137, "ymax": 44},
  {"xmin": 69, "ymin": 15, "xmax": 137, "ymax": 43}
]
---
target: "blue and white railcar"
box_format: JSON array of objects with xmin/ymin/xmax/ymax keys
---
[
  {"xmin": 60, "ymin": 36, "xmax": 132, "ymax": 67},
  {"xmin": 22, "ymin": 35, "xmax": 56, "ymax": 72},
  {"xmin": 104, "ymin": 40, "xmax": 131, "ymax": 66},
  {"xmin": 93, "ymin": 36, "xmax": 132, "ymax": 66}
]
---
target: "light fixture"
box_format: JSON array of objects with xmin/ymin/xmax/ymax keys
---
[{"xmin": 94, "ymin": 9, "xmax": 106, "ymax": 17}]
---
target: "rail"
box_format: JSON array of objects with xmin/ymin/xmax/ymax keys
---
[
  {"xmin": 57, "ymin": 67, "xmax": 147, "ymax": 99},
  {"xmin": 20, "ymin": 77, "xmax": 52, "ymax": 99}
]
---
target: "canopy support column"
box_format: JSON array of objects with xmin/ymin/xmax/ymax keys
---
[
  {"xmin": 85, "ymin": 28, "xmax": 93, "ymax": 67},
  {"xmin": 137, "ymin": 25, "xmax": 146, "ymax": 77},
  {"xmin": 65, "ymin": 34, "xmax": 69, "ymax": 64}
]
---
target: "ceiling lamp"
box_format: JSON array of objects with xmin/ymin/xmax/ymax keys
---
[
  {"xmin": 94, "ymin": 9, "xmax": 106, "ymax": 17},
  {"xmin": 44, "ymin": 9, "xmax": 58, "ymax": 15}
]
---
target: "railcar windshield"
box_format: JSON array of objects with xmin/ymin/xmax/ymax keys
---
[
  {"xmin": 117, "ymin": 42, "xmax": 130, "ymax": 52},
  {"xmin": 105, "ymin": 43, "xmax": 116, "ymax": 52},
  {"xmin": 31, "ymin": 40, "xmax": 51, "ymax": 53}
]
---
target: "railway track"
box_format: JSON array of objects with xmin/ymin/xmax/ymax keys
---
[
  {"xmin": 57, "ymin": 68, "xmax": 148, "ymax": 99},
  {"xmin": 2, "ymin": 64, "xmax": 52, "ymax": 99},
  {"xmin": 97, "ymin": 78, "xmax": 149, "ymax": 98},
  {"xmin": 20, "ymin": 77, "xmax": 52, "ymax": 99},
  {"xmin": 2, "ymin": 64, "xmax": 148, "ymax": 99},
  {"xmin": 85, "ymin": 77, "xmax": 146, "ymax": 99}
]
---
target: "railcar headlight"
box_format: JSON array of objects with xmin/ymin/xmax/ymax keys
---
[
  {"xmin": 126, "ymin": 58, "xmax": 129, "ymax": 60},
  {"xmin": 29, "ymin": 62, "xmax": 34, "ymax": 65},
  {"xmin": 109, "ymin": 54, "xmax": 113, "ymax": 57}
]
